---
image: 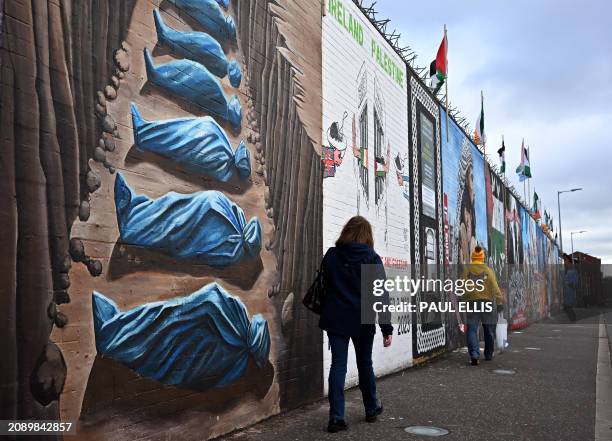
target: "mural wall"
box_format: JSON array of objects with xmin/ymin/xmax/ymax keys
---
[
  {"xmin": 1, "ymin": 0, "xmax": 323, "ymax": 439},
  {"xmin": 409, "ymin": 81, "xmax": 445, "ymax": 358},
  {"xmin": 439, "ymin": 108, "xmax": 488, "ymax": 349},
  {"xmin": 322, "ymin": 0, "xmax": 413, "ymax": 388},
  {"xmin": 0, "ymin": 0, "xmax": 564, "ymax": 439},
  {"xmin": 440, "ymin": 109, "xmax": 561, "ymax": 336}
]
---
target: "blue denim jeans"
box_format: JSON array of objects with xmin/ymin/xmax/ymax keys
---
[
  {"xmin": 327, "ymin": 332, "xmax": 378, "ymax": 420},
  {"xmin": 467, "ymin": 316, "xmax": 496, "ymax": 360}
]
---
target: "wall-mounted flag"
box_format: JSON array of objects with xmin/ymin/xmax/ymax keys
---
[
  {"xmin": 497, "ymin": 138, "xmax": 506, "ymax": 173},
  {"xmin": 430, "ymin": 33, "xmax": 447, "ymax": 93},
  {"xmin": 532, "ymin": 191, "xmax": 541, "ymax": 220},
  {"xmin": 516, "ymin": 139, "xmax": 532, "ymax": 182},
  {"xmin": 474, "ymin": 91, "xmax": 486, "ymax": 146}
]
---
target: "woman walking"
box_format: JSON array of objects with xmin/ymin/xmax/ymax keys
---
[{"xmin": 319, "ymin": 216, "xmax": 393, "ymax": 433}]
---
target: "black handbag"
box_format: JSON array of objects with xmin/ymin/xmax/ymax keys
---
[{"xmin": 302, "ymin": 263, "xmax": 326, "ymax": 315}]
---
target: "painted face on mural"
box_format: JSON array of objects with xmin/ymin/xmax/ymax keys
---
[
  {"xmin": 467, "ymin": 165, "xmax": 475, "ymax": 204},
  {"xmin": 458, "ymin": 164, "xmax": 477, "ymax": 264}
]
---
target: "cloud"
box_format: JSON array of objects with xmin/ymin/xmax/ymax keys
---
[{"xmin": 374, "ymin": 0, "xmax": 612, "ymax": 262}]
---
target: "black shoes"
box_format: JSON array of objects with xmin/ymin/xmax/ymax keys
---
[
  {"xmin": 327, "ymin": 404, "xmax": 383, "ymax": 432},
  {"xmin": 327, "ymin": 419, "xmax": 348, "ymax": 433},
  {"xmin": 471, "ymin": 358, "xmax": 480, "ymax": 366},
  {"xmin": 365, "ymin": 404, "xmax": 384, "ymax": 423}
]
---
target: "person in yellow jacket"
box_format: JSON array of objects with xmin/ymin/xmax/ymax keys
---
[{"xmin": 460, "ymin": 246, "xmax": 504, "ymax": 365}]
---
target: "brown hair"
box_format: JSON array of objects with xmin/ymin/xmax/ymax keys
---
[{"xmin": 335, "ymin": 216, "xmax": 374, "ymax": 248}]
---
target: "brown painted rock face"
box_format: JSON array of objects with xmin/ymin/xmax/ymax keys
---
[
  {"xmin": 54, "ymin": 3, "xmax": 283, "ymax": 438},
  {"xmin": 30, "ymin": 343, "xmax": 67, "ymax": 406}
]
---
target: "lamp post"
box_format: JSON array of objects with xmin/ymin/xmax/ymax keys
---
[
  {"xmin": 570, "ymin": 230, "xmax": 587, "ymax": 263},
  {"xmin": 557, "ymin": 188, "xmax": 582, "ymax": 255}
]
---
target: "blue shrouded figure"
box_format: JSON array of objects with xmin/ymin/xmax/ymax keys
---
[
  {"xmin": 143, "ymin": 48, "xmax": 242, "ymax": 129},
  {"xmin": 114, "ymin": 172, "xmax": 262, "ymax": 267},
  {"xmin": 153, "ymin": 9, "xmax": 241, "ymax": 87},
  {"xmin": 92, "ymin": 283, "xmax": 271, "ymax": 389},
  {"xmin": 170, "ymin": 0, "xmax": 236, "ymax": 42},
  {"xmin": 130, "ymin": 103, "xmax": 250, "ymax": 181}
]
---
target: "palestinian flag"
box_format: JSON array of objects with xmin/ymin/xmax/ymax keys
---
[
  {"xmin": 474, "ymin": 94, "xmax": 486, "ymax": 146},
  {"xmin": 516, "ymin": 140, "xmax": 531, "ymax": 182},
  {"xmin": 375, "ymin": 159, "xmax": 386, "ymax": 177},
  {"xmin": 497, "ymin": 140, "xmax": 506, "ymax": 173},
  {"xmin": 360, "ymin": 147, "xmax": 368, "ymax": 168},
  {"xmin": 430, "ymin": 34, "xmax": 447, "ymax": 93}
]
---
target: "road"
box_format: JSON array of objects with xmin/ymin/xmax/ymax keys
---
[{"xmin": 222, "ymin": 308, "xmax": 612, "ymax": 441}]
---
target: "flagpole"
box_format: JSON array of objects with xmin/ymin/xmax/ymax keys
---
[
  {"xmin": 527, "ymin": 144, "xmax": 531, "ymax": 208},
  {"xmin": 481, "ymin": 90, "xmax": 486, "ymax": 157},
  {"xmin": 521, "ymin": 138, "xmax": 527, "ymax": 203},
  {"xmin": 444, "ymin": 24, "xmax": 449, "ymax": 141},
  {"xmin": 502, "ymin": 137, "xmax": 508, "ymax": 312}
]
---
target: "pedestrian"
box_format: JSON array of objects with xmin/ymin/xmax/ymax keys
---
[
  {"xmin": 319, "ymin": 216, "xmax": 393, "ymax": 433},
  {"xmin": 563, "ymin": 263, "xmax": 578, "ymax": 322},
  {"xmin": 460, "ymin": 245, "xmax": 504, "ymax": 365}
]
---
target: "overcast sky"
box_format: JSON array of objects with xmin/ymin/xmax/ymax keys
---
[{"xmin": 374, "ymin": 0, "xmax": 612, "ymax": 263}]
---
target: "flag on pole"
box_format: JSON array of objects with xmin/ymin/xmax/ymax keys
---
[
  {"xmin": 532, "ymin": 191, "xmax": 541, "ymax": 220},
  {"xmin": 375, "ymin": 159, "xmax": 386, "ymax": 177},
  {"xmin": 430, "ymin": 33, "xmax": 447, "ymax": 93},
  {"xmin": 474, "ymin": 92, "xmax": 486, "ymax": 146},
  {"xmin": 516, "ymin": 140, "xmax": 532, "ymax": 182},
  {"xmin": 497, "ymin": 139, "xmax": 506, "ymax": 173}
]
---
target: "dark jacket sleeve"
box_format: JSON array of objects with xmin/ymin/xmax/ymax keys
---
[{"xmin": 373, "ymin": 254, "xmax": 394, "ymax": 337}]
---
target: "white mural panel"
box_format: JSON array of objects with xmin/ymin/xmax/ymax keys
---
[{"xmin": 322, "ymin": 0, "xmax": 412, "ymax": 391}]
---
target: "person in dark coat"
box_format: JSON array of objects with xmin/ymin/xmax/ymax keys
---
[{"xmin": 319, "ymin": 216, "xmax": 393, "ymax": 433}]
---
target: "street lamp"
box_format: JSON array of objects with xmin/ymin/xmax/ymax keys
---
[
  {"xmin": 570, "ymin": 230, "xmax": 587, "ymax": 263},
  {"xmin": 557, "ymin": 187, "xmax": 582, "ymax": 255}
]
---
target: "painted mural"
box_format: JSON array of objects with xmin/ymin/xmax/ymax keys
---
[
  {"xmin": 439, "ymin": 108, "xmax": 488, "ymax": 347},
  {"xmin": 114, "ymin": 172, "xmax": 262, "ymax": 267},
  {"xmin": 130, "ymin": 103, "xmax": 251, "ymax": 181},
  {"xmin": 1, "ymin": 0, "xmax": 323, "ymax": 439},
  {"xmin": 92, "ymin": 283, "xmax": 270, "ymax": 389},
  {"xmin": 506, "ymin": 191, "xmax": 561, "ymax": 329},
  {"xmin": 440, "ymin": 109, "xmax": 488, "ymax": 266},
  {"xmin": 322, "ymin": 0, "xmax": 413, "ymax": 387},
  {"xmin": 506, "ymin": 190, "xmax": 527, "ymax": 329},
  {"xmin": 0, "ymin": 0, "xmax": 566, "ymax": 439},
  {"xmin": 411, "ymin": 81, "xmax": 445, "ymax": 357},
  {"xmin": 485, "ymin": 163, "xmax": 506, "ymax": 281}
]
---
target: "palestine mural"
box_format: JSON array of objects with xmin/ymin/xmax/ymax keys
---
[
  {"xmin": 506, "ymin": 191, "xmax": 527, "ymax": 329},
  {"xmin": 322, "ymin": 0, "xmax": 413, "ymax": 386},
  {"xmin": 440, "ymin": 109, "xmax": 488, "ymax": 266},
  {"xmin": 409, "ymin": 82, "xmax": 444, "ymax": 357},
  {"xmin": 439, "ymin": 108, "xmax": 488, "ymax": 346},
  {"xmin": 485, "ymin": 163, "xmax": 506, "ymax": 283},
  {"xmin": 0, "ymin": 0, "xmax": 566, "ymax": 439},
  {"xmin": 0, "ymin": 1, "xmax": 323, "ymax": 439}
]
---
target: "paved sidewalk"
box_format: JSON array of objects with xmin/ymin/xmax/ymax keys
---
[{"xmin": 223, "ymin": 309, "xmax": 611, "ymax": 441}]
